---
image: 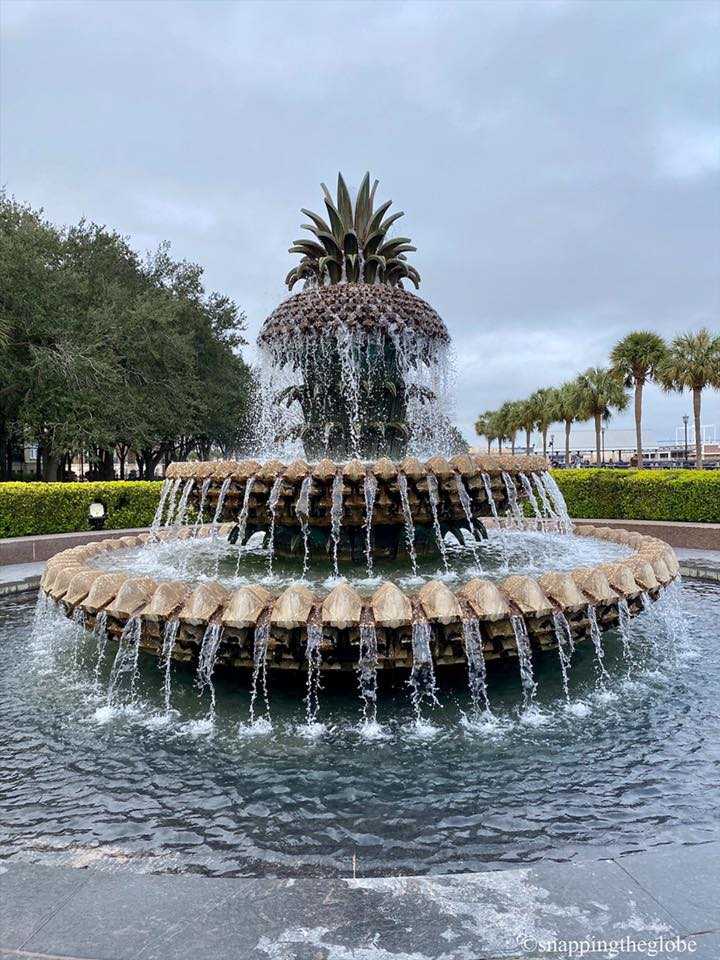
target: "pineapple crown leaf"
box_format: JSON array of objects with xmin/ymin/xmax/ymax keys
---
[{"xmin": 287, "ymin": 173, "xmax": 421, "ymax": 290}]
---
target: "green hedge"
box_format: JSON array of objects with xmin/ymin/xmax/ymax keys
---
[
  {"xmin": 0, "ymin": 481, "xmax": 163, "ymax": 538},
  {"xmin": 552, "ymin": 469, "xmax": 720, "ymax": 524}
]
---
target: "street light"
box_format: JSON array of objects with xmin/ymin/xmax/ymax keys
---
[
  {"xmin": 682, "ymin": 414, "xmax": 689, "ymax": 461},
  {"xmin": 601, "ymin": 427, "xmax": 605, "ymax": 466}
]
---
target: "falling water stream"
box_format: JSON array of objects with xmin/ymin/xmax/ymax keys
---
[
  {"xmin": 519, "ymin": 473, "xmax": 543, "ymax": 526},
  {"xmin": 294, "ymin": 476, "xmax": 313, "ymax": 578},
  {"xmin": 397, "ymin": 474, "xmax": 418, "ymax": 577},
  {"xmin": 249, "ymin": 620, "xmax": 271, "ymax": 725},
  {"xmin": 105, "ymin": 617, "xmax": 142, "ymax": 706},
  {"xmin": 552, "ymin": 610, "xmax": 575, "ymax": 701},
  {"xmin": 211, "ymin": 477, "xmax": 233, "ymax": 538},
  {"xmin": 150, "ymin": 478, "xmax": 172, "ymax": 537},
  {"xmin": 408, "ymin": 619, "xmax": 439, "ymax": 722},
  {"xmin": 193, "ymin": 477, "xmax": 212, "ymax": 536},
  {"xmin": 363, "ymin": 473, "xmax": 378, "ymax": 579},
  {"xmin": 455, "ymin": 474, "xmax": 480, "ymax": 564},
  {"xmin": 196, "ymin": 623, "xmax": 224, "ymax": 716},
  {"xmin": 510, "ymin": 615, "xmax": 537, "ymax": 709},
  {"xmin": 161, "ymin": 619, "xmax": 180, "ymax": 713},
  {"xmin": 461, "ymin": 618, "xmax": 490, "ymax": 715},
  {"xmin": 587, "ymin": 604, "xmax": 611, "ymax": 687},
  {"xmin": 357, "ymin": 620, "xmax": 379, "ymax": 726},
  {"xmin": 304, "ymin": 623, "xmax": 323, "ymax": 727},
  {"xmin": 266, "ymin": 476, "xmax": 284, "ymax": 576},
  {"xmin": 330, "ymin": 473, "xmax": 344, "ymax": 578},
  {"xmin": 425, "ymin": 473, "xmax": 449, "ymax": 572}
]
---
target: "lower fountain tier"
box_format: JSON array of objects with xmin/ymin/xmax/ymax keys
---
[
  {"xmin": 165, "ymin": 452, "xmax": 553, "ymax": 557},
  {"xmin": 40, "ymin": 524, "xmax": 680, "ymax": 676}
]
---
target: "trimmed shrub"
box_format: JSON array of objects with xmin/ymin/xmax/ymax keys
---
[
  {"xmin": 552, "ymin": 469, "xmax": 720, "ymax": 524},
  {"xmin": 0, "ymin": 481, "xmax": 163, "ymax": 538}
]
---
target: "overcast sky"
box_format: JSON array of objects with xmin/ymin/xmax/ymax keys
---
[{"xmin": 2, "ymin": 0, "xmax": 719, "ymax": 451}]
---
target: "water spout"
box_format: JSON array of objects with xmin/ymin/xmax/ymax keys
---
[
  {"xmin": 161, "ymin": 619, "xmax": 180, "ymax": 712},
  {"xmin": 294, "ymin": 476, "xmax": 313, "ymax": 578},
  {"xmin": 305, "ymin": 623, "xmax": 323, "ymax": 726},
  {"xmin": 482, "ymin": 473, "xmax": 509, "ymax": 568},
  {"xmin": 358, "ymin": 620, "xmax": 379, "ymax": 725},
  {"xmin": 617, "ymin": 598, "xmax": 633, "ymax": 666},
  {"xmin": 196, "ymin": 622, "xmax": 224, "ymax": 716},
  {"xmin": 249, "ymin": 619, "xmax": 271, "ymax": 725},
  {"xmin": 266, "ymin": 475, "xmax": 284, "ymax": 576},
  {"xmin": 502, "ymin": 472, "xmax": 525, "ymax": 527},
  {"xmin": 174, "ymin": 478, "xmax": 195, "ymax": 530},
  {"xmin": 510, "ymin": 615, "xmax": 537, "ymax": 709},
  {"xmin": 211, "ymin": 477, "xmax": 233, "ymax": 538},
  {"xmin": 541, "ymin": 472, "xmax": 572, "ymax": 534},
  {"xmin": 363, "ymin": 473, "xmax": 378, "ymax": 579},
  {"xmin": 409, "ymin": 619, "xmax": 439, "ymax": 722},
  {"xmin": 106, "ymin": 616, "xmax": 142, "ymax": 706},
  {"xmin": 587, "ymin": 604, "xmax": 610, "ymax": 687},
  {"xmin": 426, "ymin": 473, "xmax": 449, "ymax": 572},
  {"xmin": 397, "ymin": 474, "xmax": 418, "ymax": 577},
  {"xmin": 455, "ymin": 474, "xmax": 480, "ymax": 564},
  {"xmin": 330, "ymin": 472, "xmax": 344, "ymax": 578},
  {"xmin": 92, "ymin": 611, "xmax": 109, "ymax": 685},
  {"xmin": 519, "ymin": 473, "xmax": 543, "ymax": 528},
  {"xmin": 150, "ymin": 478, "xmax": 172, "ymax": 539},
  {"xmin": 552, "ymin": 610, "xmax": 574, "ymax": 701},
  {"xmin": 164, "ymin": 477, "xmax": 184, "ymax": 528},
  {"xmin": 461, "ymin": 618, "xmax": 490, "ymax": 715},
  {"xmin": 193, "ymin": 477, "xmax": 212, "ymax": 536}
]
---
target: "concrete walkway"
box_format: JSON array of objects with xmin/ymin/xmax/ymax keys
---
[{"xmin": 0, "ymin": 842, "xmax": 718, "ymax": 959}]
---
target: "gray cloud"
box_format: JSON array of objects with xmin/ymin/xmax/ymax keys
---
[{"xmin": 2, "ymin": 0, "xmax": 718, "ymax": 448}]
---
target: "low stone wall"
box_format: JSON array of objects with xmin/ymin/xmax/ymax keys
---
[
  {"xmin": 0, "ymin": 528, "xmax": 149, "ymax": 565},
  {"xmin": 574, "ymin": 518, "xmax": 720, "ymax": 551}
]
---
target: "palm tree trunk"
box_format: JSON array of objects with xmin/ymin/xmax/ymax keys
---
[
  {"xmin": 565, "ymin": 420, "xmax": 571, "ymax": 466},
  {"xmin": 511, "ymin": 435, "xmax": 516, "ymax": 455},
  {"xmin": 595, "ymin": 413, "xmax": 602, "ymax": 465},
  {"xmin": 525, "ymin": 429, "xmax": 531, "ymax": 455},
  {"xmin": 542, "ymin": 428, "xmax": 548, "ymax": 458},
  {"xmin": 498, "ymin": 438, "xmax": 503, "ymax": 453},
  {"xmin": 487, "ymin": 439, "xmax": 491, "ymax": 454},
  {"xmin": 693, "ymin": 387, "xmax": 702, "ymax": 469},
  {"xmin": 634, "ymin": 381, "xmax": 644, "ymax": 469}
]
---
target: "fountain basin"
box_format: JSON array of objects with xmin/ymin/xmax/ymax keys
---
[{"xmin": 40, "ymin": 523, "xmax": 678, "ymax": 676}]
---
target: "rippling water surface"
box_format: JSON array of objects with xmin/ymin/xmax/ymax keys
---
[{"xmin": 0, "ymin": 579, "xmax": 718, "ymax": 878}]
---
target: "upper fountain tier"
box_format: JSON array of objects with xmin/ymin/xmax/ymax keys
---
[{"xmin": 255, "ymin": 173, "xmax": 453, "ymax": 462}]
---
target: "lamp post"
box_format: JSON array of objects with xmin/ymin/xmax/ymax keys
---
[
  {"xmin": 683, "ymin": 414, "xmax": 689, "ymax": 462},
  {"xmin": 601, "ymin": 427, "xmax": 605, "ymax": 466}
]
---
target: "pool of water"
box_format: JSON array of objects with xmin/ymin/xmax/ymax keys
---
[
  {"xmin": 1, "ymin": 579, "xmax": 718, "ymax": 878},
  {"xmin": 91, "ymin": 529, "xmax": 631, "ymax": 594}
]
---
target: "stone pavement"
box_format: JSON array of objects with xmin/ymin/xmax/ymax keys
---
[{"xmin": 0, "ymin": 842, "xmax": 718, "ymax": 959}]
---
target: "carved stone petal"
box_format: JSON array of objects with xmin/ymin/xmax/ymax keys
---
[
  {"xmin": 81, "ymin": 573, "xmax": 130, "ymax": 614},
  {"xmin": 597, "ymin": 562, "xmax": 641, "ymax": 597},
  {"xmin": 213, "ymin": 460, "xmax": 240, "ymax": 479},
  {"xmin": 571, "ymin": 567, "xmax": 617, "ymax": 603},
  {"xmin": 106, "ymin": 577, "xmax": 158, "ymax": 618},
  {"xmin": 573, "ymin": 525, "xmax": 598, "ymax": 538},
  {"xmin": 142, "ymin": 581, "xmax": 192, "ymax": 622},
  {"xmin": 49, "ymin": 564, "xmax": 87, "ymax": 601},
  {"xmin": 312, "ymin": 458, "xmax": 339, "ymax": 482},
  {"xmin": 270, "ymin": 584, "xmax": 315, "ymax": 629},
  {"xmin": 662, "ymin": 548, "xmax": 680, "ymax": 577},
  {"xmin": 425, "ymin": 456, "xmax": 453, "ymax": 478},
  {"xmin": 42, "ymin": 562, "xmax": 81, "ymax": 591},
  {"xmin": 180, "ymin": 582, "xmax": 229, "ymax": 625},
  {"xmin": 501, "ymin": 576, "xmax": 554, "ymax": 616},
  {"xmin": 623, "ymin": 557, "xmax": 659, "ymax": 590},
  {"xmin": 223, "ymin": 585, "xmax": 273, "ymax": 628},
  {"xmin": 372, "ymin": 457, "xmax": 397, "ymax": 481},
  {"xmin": 195, "ymin": 461, "xmax": 216, "ymax": 479},
  {"xmin": 456, "ymin": 578, "xmax": 511, "ymax": 621},
  {"xmin": 63, "ymin": 569, "xmax": 105, "ymax": 607},
  {"xmin": 449, "ymin": 454, "xmax": 477, "ymax": 477},
  {"xmin": 397, "ymin": 456, "xmax": 426, "ymax": 480},
  {"xmin": 284, "ymin": 459, "xmax": 310, "ymax": 482},
  {"xmin": 537, "ymin": 572, "xmax": 587, "ymax": 611},
  {"xmin": 418, "ymin": 580, "xmax": 462, "ymax": 625},
  {"xmin": 257, "ymin": 458, "xmax": 286, "ymax": 481},
  {"xmin": 322, "ymin": 581, "xmax": 363, "ymax": 629},
  {"xmin": 343, "ymin": 459, "xmax": 367, "ymax": 483},
  {"xmin": 649, "ymin": 556, "xmax": 673, "ymax": 584},
  {"xmin": 371, "ymin": 581, "xmax": 412, "ymax": 628},
  {"xmin": 235, "ymin": 459, "xmax": 261, "ymax": 481},
  {"xmin": 166, "ymin": 463, "xmax": 181, "ymax": 478}
]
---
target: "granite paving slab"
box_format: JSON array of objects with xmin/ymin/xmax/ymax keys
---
[{"xmin": 0, "ymin": 863, "xmax": 90, "ymax": 951}]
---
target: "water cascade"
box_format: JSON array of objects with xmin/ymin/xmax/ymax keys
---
[
  {"xmin": 586, "ymin": 605, "xmax": 610, "ymax": 687},
  {"xmin": 519, "ymin": 473, "xmax": 543, "ymax": 527},
  {"xmin": 266, "ymin": 476, "xmax": 284, "ymax": 576},
  {"xmin": 397, "ymin": 473, "xmax": 418, "ymax": 576},
  {"xmin": 174, "ymin": 478, "xmax": 195, "ymax": 530},
  {"xmin": 164, "ymin": 478, "xmax": 184, "ymax": 528},
  {"xmin": 455, "ymin": 474, "xmax": 480, "ymax": 563},
  {"xmin": 408, "ymin": 619, "xmax": 439, "ymax": 722},
  {"xmin": 304, "ymin": 623, "xmax": 323, "ymax": 726},
  {"xmin": 552, "ymin": 610, "xmax": 574, "ymax": 701},
  {"xmin": 294, "ymin": 476, "xmax": 313, "ymax": 578},
  {"xmin": 211, "ymin": 477, "xmax": 233, "ymax": 538},
  {"xmin": 249, "ymin": 619, "xmax": 271, "ymax": 725},
  {"xmin": 510, "ymin": 615, "xmax": 537, "ymax": 709},
  {"xmin": 196, "ymin": 622, "xmax": 224, "ymax": 716},
  {"xmin": 541, "ymin": 472, "xmax": 572, "ymax": 533},
  {"xmin": 363, "ymin": 473, "xmax": 378, "ymax": 578},
  {"xmin": 502, "ymin": 472, "xmax": 525, "ymax": 527},
  {"xmin": 161, "ymin": 619, "xmax": 180, "ymax": 712},
  {"xmin": 150, "ymin": 478, "xmax": 173, "ymax": 537},
  {"xmin": 330, "ymin": 472, "xmax": 344, "ymax": 577},
  {"xmin": 617, "ymin": 598, "xmax": 633, "ymax": 665},
  {"xmin": 482, "ymin": 472, "xmax": 509, "ymax": 567},
  {"xmin": 532, "ymin": 473, "xmax": 557, "ymax": 522},
  {"xmin": 193, "ymin": 477, "xmax": 212, "ymax": 535},
  {"xmin": 71, "ymin": 607, "xmax": 86, "ymax": 670},
  {"xmin": 92, "ymin": 611, "xmax": 109, "ymax": 685},
  {"xmin": 357, "ymin": 620, "xmax": 379, "ymax": 725},
  {"xmin": 106, "ymin": 616, "xmax": 142, "ymax": 706},
  {"xmin": 461, "ymin": 618, "xmax": 490, "ymax": 715},
  {"xmin": 426, "ymin": 473, "xmax": 449, "ymax": 572}
]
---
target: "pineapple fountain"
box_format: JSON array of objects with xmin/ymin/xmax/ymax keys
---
[{"xmin": 38, "ymin": 175, "xmax": 680, "ymax": 724}]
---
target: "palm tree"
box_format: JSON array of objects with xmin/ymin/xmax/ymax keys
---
[
  {"xmin": 488, "ymin": 410, "xmax": 506, "ymax": 452},
  {"xmin": 658, "ymin": 328, "xmax": 720, "ymax": 468},
  {"xmin": 575, "ymin": 367, "xmax": 629, "ymax": 465},
  {"xmin": 497, "ymin": 401, "xmax": 523, "ymax": 455},
  {"xmin": 475, "ymin": 410, "xmax": 495, "ymax": 453},
  {"xmin": 553, "ymin": 379, "xmax": 584, "ymax": 466},
  {"xmin": 516, "ymin": 399, "xmax": 537, "ymax": 456},
  {"xmin": 610, "ymin": 331, "xmax": 667, "ymax": 469},
  {"xmin": 529, "ymin": 387, "xmax": 558, "ymax": 458}
]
